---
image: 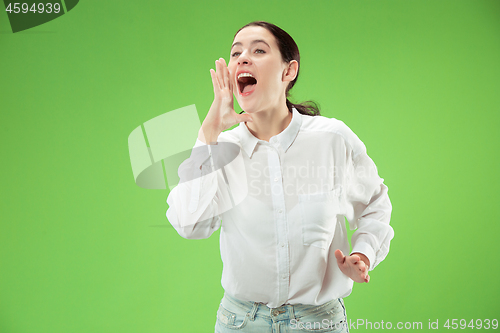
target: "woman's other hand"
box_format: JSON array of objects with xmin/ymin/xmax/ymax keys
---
[
  {"xmin": 334, "ymin": 249, "xmax": 370, "ymax": 283},
  {"xmin": 198, "ymin": 58, "xmax": 253, "ymax": 144}
]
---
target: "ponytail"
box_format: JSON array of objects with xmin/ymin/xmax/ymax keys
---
[{"xmin": 286, "ymin": 98, "xmax": 321, "ymax": 117}]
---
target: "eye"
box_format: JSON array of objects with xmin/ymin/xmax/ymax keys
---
[
  {"xmin": 231, "ymin": 51, "xmax": 241, "ymax": 57},
  {"xmin": 255, "ymin": 49, "xmax": 265, "ymax": 54}
]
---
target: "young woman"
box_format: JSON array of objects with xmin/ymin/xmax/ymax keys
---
[{"xmin": 166, "ymin": 21, "xmax": 394, "ymax": 333}]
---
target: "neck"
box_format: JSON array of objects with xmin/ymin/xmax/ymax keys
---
[{"xmin": 244, "ymin": 102, "xmax": 292, "ymax": 142}]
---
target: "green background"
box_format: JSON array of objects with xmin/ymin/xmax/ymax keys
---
[{"xmin": 1, "ymin": 0, "xmax": 499, "ymax": 332}]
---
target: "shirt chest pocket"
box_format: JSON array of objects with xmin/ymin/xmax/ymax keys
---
[{"xmin": 298, "ymin": 190, "xmax": 340, "ymax": 250}]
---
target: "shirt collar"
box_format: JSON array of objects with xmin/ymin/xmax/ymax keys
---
[{"xmin": 237, "ymin": 107, "xmax": 302, "ymax": 158}]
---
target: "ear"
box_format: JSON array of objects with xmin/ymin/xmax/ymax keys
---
[{"xmin": 282, "ymin": 60, "xmax": 298, "ymax": 83}]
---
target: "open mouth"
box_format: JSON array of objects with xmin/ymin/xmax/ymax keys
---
[{"xmin": 237, "ymin": 73, "xmax": 257, "ymax": 95}]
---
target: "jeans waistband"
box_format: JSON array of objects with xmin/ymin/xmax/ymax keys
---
[{"xmin": 221, "ymin": 292, "xmax": 342, "ymax": 322}]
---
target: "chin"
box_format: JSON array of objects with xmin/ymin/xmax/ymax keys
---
[
  {"xmin": 239, "ymin": 104, "xmax": 253, "ymax": 112},
  {"xmin": 239, "ymin": 104, "xmax": 259, "ymax": 114},
  {"xmin": 236, "ymin": 99, "xmax": 255, "ymax": 113}
]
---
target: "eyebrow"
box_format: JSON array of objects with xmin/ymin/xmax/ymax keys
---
[{"xmin": 231, "ymin": 39, "xmax": 270, "ymax": 50}]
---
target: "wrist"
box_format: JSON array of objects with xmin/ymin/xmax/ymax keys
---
[{"xmin": 198, "ymin": 125, "xmax": 220, "ymax": 145}]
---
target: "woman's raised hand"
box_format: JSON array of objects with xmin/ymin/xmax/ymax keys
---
[
  {"xmin": 334, "ymin": 249, "xmax": 370, "ymax": 283},
  {"xmin": 198, "ymin": 58, "xmax": 253, "ymax": 144}
]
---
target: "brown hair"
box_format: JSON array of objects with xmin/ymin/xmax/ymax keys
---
[{"xmin": 235, "ymin": 21, "xmax": 321, "ymax": 117}]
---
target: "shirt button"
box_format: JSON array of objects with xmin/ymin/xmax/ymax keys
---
[
  {"xmin": 282, "ymin": 275, "xmax": 287, "ymax": 279},
  {"xmin": 274, "ymin": 177, "xmax": 278, "ymax": 182},
  {"xmin": 280, "ymin": 243, "xmax": 285, "ymax": 247},
  {"xmin": 278, "ymin": 209, "xmax": 283, "ymax": 213}
]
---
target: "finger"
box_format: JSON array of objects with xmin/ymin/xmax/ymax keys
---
[
  {"xmin": 362, "ymin": 264, "xmax": 369, "ymax": 277},
  {"xmin": 226, "ymin": 64, "xmax": 233, "ymax": 93},
  {"xmin": 221, "ymin": 58, "xmax": 229, "ymax": 90},
  {"xmin": 214, "ymin": 61, "xmax": 222, "ymax": 91},
  {"xmin": 214, "ymin": 60, "xmax": 221, "ymax": 90},
  {"xmin": 237, "ymin": 113, "xmax": 253, "ymax": 123},
  {"xmin": 216, "ymin": 58, "xmax": 225, "ymax": 90},
  {"xmin": 355, "ymin": 258, "xmax": 369, "ymax": 273},
  {"xmin": 334, "ymin": 249, "xmax": 345, "ymax": 265},
  {"xmin": 361, "ymin": 270, "xmax": 370, "ymax": 283},
  {"xmin": 228, "ymin": 65, "xmax": 234, "ymax": 94},
  {"xmin": 210, "ymin": 69, "xmax": 220, "ymax": 93}
]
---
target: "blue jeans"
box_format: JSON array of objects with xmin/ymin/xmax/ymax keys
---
[{"xmin": 214, "ymin": 292, "xmax": 349, "ymax": 333}]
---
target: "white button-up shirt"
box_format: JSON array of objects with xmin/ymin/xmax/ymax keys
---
[{"xmin": 166, "ymin": 107, "xmax": 393, "ymax": 308}]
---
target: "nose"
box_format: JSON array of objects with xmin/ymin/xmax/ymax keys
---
[{"xmin": 238, "ymin": 50, "xmax": 252, "ymax": 65}]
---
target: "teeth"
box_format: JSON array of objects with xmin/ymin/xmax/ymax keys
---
[{"xmin": 238, "ymin": 72, "xmax": 254, "ymax": 79}]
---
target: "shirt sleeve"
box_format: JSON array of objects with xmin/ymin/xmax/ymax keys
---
[
  {"xmin": 166, "ymin": 138, "xmax": 223, "ymax": 239},
  {"xmin": 342, "ymin": 126, "xmax": 394, "ymax": 271}
]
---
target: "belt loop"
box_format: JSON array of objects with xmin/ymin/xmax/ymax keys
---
[
  {"xmin": 290, "ymin": 304, "xmax": 297, "ymax": 321},
  {"xmin": 248, "ymin": 302, "xmax": 259, "ymax": 321}
]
